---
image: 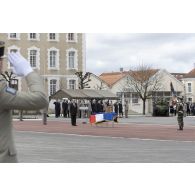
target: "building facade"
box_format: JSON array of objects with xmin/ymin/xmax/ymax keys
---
[
  {"xmin": 0, "ymin": 33, "xmax": 86, "ymax": 110},
  {"xmin": 182, "ymin": 68, "xmax": 195, "ymax": 103},
  {"xmin": 89, "ymin": 69, "xmax": 185, "ymax": 114}
]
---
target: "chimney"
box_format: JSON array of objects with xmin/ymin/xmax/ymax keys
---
[{"xmin": 120, "ymin": 67, "xmax": 123, "ymax": 72}]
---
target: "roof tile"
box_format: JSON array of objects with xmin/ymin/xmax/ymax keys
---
[{"xmin": 184, "ymin": 68, "xmax": 195, "ymax": 78}]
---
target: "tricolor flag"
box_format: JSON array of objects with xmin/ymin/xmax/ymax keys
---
[
  {"xmin": 170, "ymin": 82, "xmax": 176, "ymax": 96},
  {"xmin": 90, "ymin": 112, "xmax": 117, "ymax": 124}
]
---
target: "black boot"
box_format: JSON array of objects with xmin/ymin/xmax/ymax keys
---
[{"xmin": 177, "ymin": 125, "xmax": 182, "ymax": 130}]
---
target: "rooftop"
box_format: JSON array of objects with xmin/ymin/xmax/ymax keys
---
[
  {"xmin": 99, "ymin": 69, "xmax": 159, "ymax": 86},
  {"xmin": 183, "ymin": 68, "xmax": 195, "ymax": 78}
]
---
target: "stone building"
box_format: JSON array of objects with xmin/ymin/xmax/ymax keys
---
[{"xmin": 0, "ymin": 33, "xmax": 86, "ymax": 110}]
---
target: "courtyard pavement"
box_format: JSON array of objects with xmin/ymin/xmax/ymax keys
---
[{"xmin": 13, "ymin": 115, "xmax": 195, "ymax": 162}]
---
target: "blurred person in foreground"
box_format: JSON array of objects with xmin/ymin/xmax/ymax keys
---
[{"xmin": 0, "ymin": 41, "xmax": 48, "ymax": 163}]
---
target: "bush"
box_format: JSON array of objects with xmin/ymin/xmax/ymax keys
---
[{"xmin": 153, "ymin": 100, "xmax": 169, "ymax": 117}]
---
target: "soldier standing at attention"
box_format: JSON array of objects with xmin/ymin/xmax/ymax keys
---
[
  {"xmin": 0, "ymin": 41, "xmax": 48, "ymax": 163},
  {"xmin": 177, "ymin": 97, "xmax": 184, "ymax": 131},
  {"xmin": 124, "ymin": 100, "xmax": 129, "ymax": 118}
]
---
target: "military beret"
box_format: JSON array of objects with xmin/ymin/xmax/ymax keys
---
[{"xmin": 0, "ymin": 41, "xmax": 5, "ymax": 58}]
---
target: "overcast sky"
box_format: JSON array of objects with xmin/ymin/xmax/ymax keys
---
[{"xmin": 86, "ymin": 33, "xmax": 195, "ymax": 75}]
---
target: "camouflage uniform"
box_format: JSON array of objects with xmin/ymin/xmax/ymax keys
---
[{"xmin": 177, "ymin": 103, "xmax": 184, "ymax": 130}]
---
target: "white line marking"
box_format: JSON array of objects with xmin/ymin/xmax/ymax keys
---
[
  {"xmin": 16, "ymin": 130, "xmax": 195, "ymax": 143},
  {"xmin": 13, "ymin": 119, "xmax": 42, "ymax": 121}
]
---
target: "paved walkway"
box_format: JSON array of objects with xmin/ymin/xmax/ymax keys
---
[
  {"xmin": 15, "ymin": 131, "xmax": 195, "ymax": 162},
  {"xmin": 12, "ymin": 116, "xmax": 195, "ymax": 162},
  {"xmin": 13, "ymin": 116, "xmax": 195, "ymax": 141}
]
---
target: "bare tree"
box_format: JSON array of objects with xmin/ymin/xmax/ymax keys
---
[
  {"xmin": 75, "ymin": 71, "xmax": 92, "ymax": 89},
  {"xmin": 1, "ymin": 71, "xmax": 17, "ymax": 87},
  {"xmin": 126, "ymin": 64, "xmax": 162, "ymax": 115},
  {"xmin": 94, "ymin": 81, "xmax": 106, "ymax": 90},
  {"xmin": 1, "ymin": 71, "xmax": 23, "ymax": 120}
]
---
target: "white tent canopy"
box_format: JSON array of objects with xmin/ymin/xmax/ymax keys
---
[{"xmin": 49, "ymin": 89, "xmax": 119, "ymax": 100}]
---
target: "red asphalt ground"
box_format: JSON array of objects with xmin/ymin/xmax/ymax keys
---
[{"xmin": 13, "ymin": 120, "xmax": 195, "ymax": 141}]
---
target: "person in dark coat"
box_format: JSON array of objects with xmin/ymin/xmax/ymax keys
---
[
  {"xmin": 114, "ymin": 102, "xmax": 118, "ymax": 116},
  {"xmin": 70, "ymin": 99, "xmax": 78, "ymax": 126},
  {"xmin": 67, "ymin": 100, "xmax": 71, "ymax": 118},
  {"xmin": 97, "ymin": 100, "xmax": 102, "ymax": 113},
  {"xmin": 186, "ymin": 102, "xmax": 190, "ymax": 116},
  {"xmin": 54, "ymin": 100, "xmax": 61, "ymax": 118},
  {"xmin": 62, "ymin": 99, "xmax": 68, "ymax": 118},
  {"xmin": 118, "ymin": 101, "xmax": 123, "ymax": 117},
  {"xmin": 91, "ymin": 99, "xmax": 97, "ymax": 114},
  {"xmin": 169, "ymin": 105, "xmax": 174, "ymax": 116}
]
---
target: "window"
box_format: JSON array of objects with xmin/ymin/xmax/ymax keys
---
[
  {"xmin": 187, "ymin": 83, "xmax": 192, "ymax": 93},
  {"xmin": 124, "ymin": 92, "xmax": 131, "ymax": 98},
  {"xmin": 66, "ymin": 33, "xmax": 77, "ymax": 42},
  {"xmin": 49, "ymin": 33, "xmax": 56, "ymax": 40},
  {"xmin": 188, "ymin": 98, "xmax": 192, "ymax": 102},
  {"xmin": 8, "ymin": 33, "xmax": 20, "ymax": 40},
  {"xmin": 8, "ymin": 46, "xmax": 20, "ymax": 68},
  {"xmin": 132, "ymin": 93, "xmax": 139, "ymax": 104},
  {"xmin": 69, "ymin": 51, "xmax": 75, "ymax": 68},
  {"xmin": 30, "ymin": 33, "xmax": 36, "ymax": 39},
  {"xmin": 48, "ymin": 33, "xmax": 59, "ymax": 41},
  {"xmin": 10, "ymin": 33, "xmax": 17, "ymax": 38},
  {"xmin": 50, "ymin": 50, "xmax": 57, "ymax": 68},
  {"xmin": 50, "ymin": 79, "xmax": 57, "ymax": 95},
  {"xmin": 156, "ymin": 92, "xmax": 163, "ymax": 97},
  {"xmin": 48, "ymin": 48, "xmax": 59, "ymax": 69},
  {"xmin": 28, "ymin": 33, "xmax": 40, "ymax": 41},
  {"xmin": 28, "ymin": 47, "xmax": 40, "ymax": 69},
  {"xmin": 164, "ymin": 92, "xmax": 171, "ymax": 97},
  {"xmin": 116, "ymin": 92, "xmax": 122, "ymax": 98},
  {"xmin": 68, "ymin": 33, "xmax": 74, "ymax": 41},
  {"xmin": 69, "ymin": 80, "xmax": 76, "ymax": 89},
  {"xmin": 66, "ymin": 48, "xmax": 78, "ymax": 69},
  {"xmin": 29, "ymin": 50, "xmax": 37, "ymax": 68}
]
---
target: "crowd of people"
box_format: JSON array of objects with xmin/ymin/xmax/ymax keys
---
[
  {"xmin": 169, "ymin": 101, "xmax": 195, "ymax": 116},
  {"xmin": 52, "ymin": 99, "xmax": 129, "ymax": 126},
  {"xmin": 185, "ymin": 102, "xmax": 195, "ymax": 116}
]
